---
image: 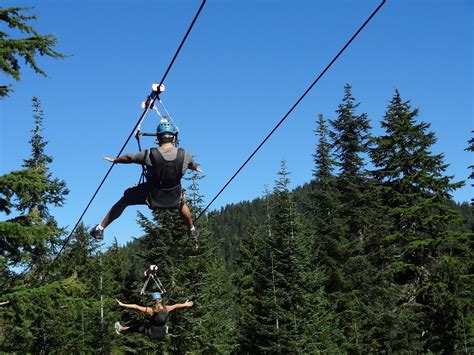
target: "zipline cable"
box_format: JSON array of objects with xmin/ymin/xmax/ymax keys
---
[
  {"xmin": 195, "ymin": 0, "xmax": 386, "ymax": 222},
  {"xmin": 50, "ymin": 0, "xmax": 207, "ymax": 268}
]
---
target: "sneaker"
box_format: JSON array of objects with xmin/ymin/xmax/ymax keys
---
[
  {"xmin": 187, "ymin": 228, "xmax": 199, "ymax": 241},
  {"xmin": 115, "ymin": 321, "xmax": 122, "ymax": 334},
  {"xmin": 89, "ymin": 225, "xmax": 104, "ymax": 240}
]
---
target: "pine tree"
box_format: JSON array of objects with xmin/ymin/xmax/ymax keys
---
[
  {"xmin": 22, "ymin": 97, "xmax": 69, "ymax": 218},
  {"xmin": 303, "ymin": 113, "xmax": 345, "ymax": 351},
  {"xmin": 0, "ymin": 274, "xmax": 94, "ymax": 352},
  {"xmin": 370, "ymin": 89, "xmax": 472, "ymax": 352},
  {"xmin": 233, "ymin": 218, "xmax": 263, "ymax": 353},
  {"xmin": 466, "ymin": 131, "xmax": 474, "ymax": 206},
  {"xmin": 310, "ymin": 113, "xmax": 343, "ymax": 294},
  {"xmin": 328, "ymin": 84, "xmax": 388, "ymax": 351},
  {"xmin": 0, "ymin": 7, "xmax": 65, "ymax": 98},
  {"xmin": 330, "ymin": 83, "xmax": 371, "ymax": 181},
  {"xmin": 1, "ymin": 97, "xmax": 68, "ymax": 272},
  {"xmin": 248, "ymin": 162, "xmax": 307, "ymax": 353},
  {"xmin": 0, "ymin": 169, "xmax": 57, "ymax": 271}
]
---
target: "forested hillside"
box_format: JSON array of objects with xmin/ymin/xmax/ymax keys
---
[{"xmin": 1, "ymin": 87, "xmax": 473, "ymax": 353}]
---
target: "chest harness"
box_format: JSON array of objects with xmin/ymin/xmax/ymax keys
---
[{"xmin": 145, "ymin": 147, "xmax": 185, "ymax": 209}]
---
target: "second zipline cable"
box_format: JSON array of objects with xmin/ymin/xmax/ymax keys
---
[{"xmin": 195, "ymin": 0, "xmax": 386, "ymax": 221}]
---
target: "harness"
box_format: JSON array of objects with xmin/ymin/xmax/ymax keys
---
[
  {"xmin": 140, "ymin": 265, "xmax": 166, "ymax": 296},
  {"xmin": 145, "ymin": 147, "xmax": 185, "ymax": 209}
]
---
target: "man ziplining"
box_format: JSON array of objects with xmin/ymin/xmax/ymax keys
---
[{"xmin": 89, "ymin": 120, "xmax": 203, "ymax": 241}]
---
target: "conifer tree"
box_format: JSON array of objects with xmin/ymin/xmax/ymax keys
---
[
  {"xmin": 330, "ymin": 83, "xmax": 371, "ymax": 181},
  {"xmin": 0, "ymin": 274, "xmax": 93, "ymax": 352},
  {"xmin": 303, "ymin": 114, "xmax": 345, "ymax": 351},
  {"xmin": 22, "ymin": 97, "xmax": 69, "ymax": 218},
  {"xmin": 233, "ymin": 218, "xmax": 263, "ymax": 353},
  {"xmin": 249, "ymin": 162, "xmax": 306, "ymax": 353},
  {"xmin": 1, "ymin": 7, "xmax": 65, "ymax": 98},
  {"xmin": 310, "ymin": 113, "xmax": 343, "ymax": 293},
  {"xmin": 370, "ymin": 90, "xmax": 472, "ymax": 352},
  {"xmin": 466, "ymin": 131, "xmax": 474, "ymax": 206},
  {"xmin": 1, "ymin": 97, "xmax": 68, "ymax": 272},
  {"xmin": 328, "ymin": 84, "xmax": 387, "ymax": 351}
]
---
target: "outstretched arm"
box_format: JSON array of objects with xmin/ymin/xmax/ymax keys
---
[
  {"xmin": 188, "ymin": 162, "xmax": 203, "ymax": 173},
  {"xmin": 116, "ymin": 299, "xmax": 153, "ymax": 316},
  {"xmin": 104, "ymin": 154, "xmax": 135, "ymax": 164},
  {"xmin": 165, "ymin": 300, "xmax": 193, "ymax": 312}
]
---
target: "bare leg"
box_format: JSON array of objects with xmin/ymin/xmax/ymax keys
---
[
  {"xmin": 118, "ymin": 321, "xmax": 144, "ymax": 335},
  {"xmin": 100, "ymin": 198, "xmax": 129, "ymax": 228},
  {"xmin": 179, "ymin": 203, "xmax": 194, "ymax": 230},
  {"xmin": 99, "ymin": 185, "xmax": 148, "ymax": 229}
]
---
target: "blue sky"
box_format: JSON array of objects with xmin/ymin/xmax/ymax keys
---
[{"xmin": 1, "ymin": 0, "xmax": 472, "ymax": 247}]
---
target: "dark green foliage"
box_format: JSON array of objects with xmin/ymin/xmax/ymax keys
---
[
  {"xmin": 330, "ymin": 83, "xmax": 371, "ymax": 180},
  {"xmin": 466, "ymin": 131, "xmax": 474, "ymax": 206},
  {"xmin": 370, "ymin": 89, "xmax": 472, "ymax": 353},
  {"xmin": 0, "ymin": 7, "xmax": 65, "ymax": 98},
  {"xmin": 233, "ymin": 218, "xmax": 262, "ymax": 353},
  {"xmin": 0, "ymin": 274, "xmax": 98, "ymax": 352},
  {"xmin": 0, "ymin": 169, "xmax": 59, "ymax": 269},
  {"xmin": 1, "ymin": 97, "xmax": 68, "ymax": 273},
  {"xmin": 2, "ymin": 85, "xmax": 471, "ymax": 353},
  {"xmin": 327, "ymin": 85, "xmax": 391, "ymax": 352},
  {"xmin": 310, "ymin": 114, "xmax": 343, "ymax": 294}
]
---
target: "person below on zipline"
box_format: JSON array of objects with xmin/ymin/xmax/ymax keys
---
[
  {"xmin": 89, "ymin": 121, "xmax": 202, "ymax": 240},
  {"xmin": 114, "ymin": 292, "xmax": 193, "ymax": 339}
]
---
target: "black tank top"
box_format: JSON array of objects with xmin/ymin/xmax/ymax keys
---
[
  {"xmin": 149, "ymin": 309, "xmax": 169, "ymax": 327},
  {"xmin": 145, "ymin": 309, "xmax": 169, "ymax": 340}
]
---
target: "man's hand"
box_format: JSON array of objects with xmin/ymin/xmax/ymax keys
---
[
  {"xmin": 104, "ymin": 157, "xmax": 116, "ymax": 163},
  {"xmin": 196, "ymin": 166, "xmax": 203, "ymax": 173}
]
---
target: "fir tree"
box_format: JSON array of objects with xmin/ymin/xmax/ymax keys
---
[
  {"xmin": 22, "ymin": 97, "xmax": 69, "ymax": 218},
  {"xmin": 466, "ymin": 131, "xmax": 474, "ymax": 206},
  {"xmin": 330, "ymin": 83, "xmax": 371, "ymax": 181},
  {"xmin": 233, "ymin": 218, "xmax": 263, "ymax": 353},
  {"xmin": 0, "ymin": 274, "xmax": 95, "ymax": 352},
  {"xmin": 1, "ymin": 98, "xmax": 68, "ymax": 272},
  {"xmin": 0, "ymin": 7, "xmax": 65, "ymax": 98},
  {"xmin": 250, "ymin": 162, "xmax": 306, "ymax": 353},
  {"xmin": 329, "ymin": 84, "xmax": 388, "ymax": 351},
  {"xmin": 310, "ymin": 113, "xmax": 343, "ymax": 294},
  {"xmin": 304, "ymin": 114, "xmax": 345, "ymax": 351},
  {"xmin": 370, "ymin": 90, "xmax": 472, "ymax": 352}
]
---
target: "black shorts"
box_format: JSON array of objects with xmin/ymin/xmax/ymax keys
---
[
  {"xmin": 121, "ymin": 183, "xmax": 186, "ymax": 209},
  {"xmin": 122, "ymin": 183, "xmax": 149, "ymax": 206},
  {"xmin": 146, "ymin": 325, "xmax": 168, "ymax": 339}
]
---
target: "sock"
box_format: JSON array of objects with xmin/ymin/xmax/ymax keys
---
[
  {"xmin": 190, "ymin": 226, "xmax": 195, "ymax": 231},
  {"xmin": 97, "ymin": 224, "xmax": 104, "ymax": 230}
]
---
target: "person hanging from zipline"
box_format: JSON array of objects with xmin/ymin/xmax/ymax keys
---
[
  {"xmin": 114, "ymin": 292, "xmax": 193, "ymax": 339},
  {"xmin": 89, "ymin": 120, "xmax": 202, "ymax": 240}
]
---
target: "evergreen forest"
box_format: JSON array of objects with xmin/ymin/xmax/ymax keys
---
[{"xmin": 1, "ymin": 85, "xmax": 473, "ymax": 353}]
